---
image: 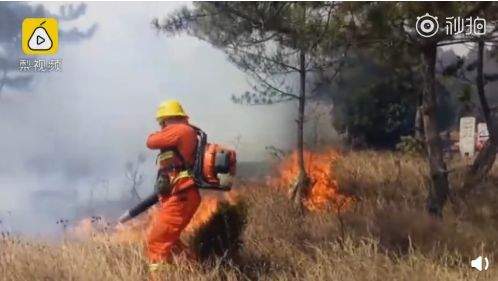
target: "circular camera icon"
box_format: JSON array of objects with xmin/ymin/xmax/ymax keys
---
[{"xmin": 416, "ymin": 13, "xmax": 439, "ymax": 38}]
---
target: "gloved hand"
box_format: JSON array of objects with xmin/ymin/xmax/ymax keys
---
[{"xmin": 154, "ymin": 173, "xmax": 172, "ymax": 196}]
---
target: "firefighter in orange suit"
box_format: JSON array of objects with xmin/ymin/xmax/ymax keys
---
[{"xmin": 146, "ymin": 100, "xmax": 201, "ymax": 272}]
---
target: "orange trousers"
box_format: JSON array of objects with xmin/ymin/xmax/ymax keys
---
[{"xmin": 147, "ymin": 187, "xmax": 201, "ymax": 263}]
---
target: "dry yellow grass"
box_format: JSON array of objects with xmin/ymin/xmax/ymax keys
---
[{"xmin": 1, "ymin": 151, "xmax": 497, "ymax": 280}]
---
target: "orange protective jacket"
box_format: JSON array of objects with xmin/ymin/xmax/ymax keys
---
[
  {"xmin": 146, "ymin": 120, "xmax": 201, "ymax": 264},
  {"xmin": 146, "ymin": 120, "xmax": 198, "ymax": 194}
]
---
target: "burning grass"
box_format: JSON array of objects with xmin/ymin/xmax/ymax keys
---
[
  {"xmin": 67, "ymin": 191, "xmax": 241, "ymax": 244},
  {"xmin": 1, "ymin": 151, "xmax": 498, "ymax": 280},
  {"xmin": 268, "ymin": 149, "xmax": 353, "ymax": 212}
]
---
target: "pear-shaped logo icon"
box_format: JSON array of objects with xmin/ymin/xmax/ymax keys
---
[
  {"xmin": 28, "ymin": 21, "xmax": 53, "ymax": 51},
  {"xmin": 22, "ymin": 18, "xmax": 58, "ymax": 55}
]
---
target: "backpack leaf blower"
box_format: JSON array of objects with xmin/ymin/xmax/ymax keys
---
[{"xmin": 118, "ymin": 127, "xmax": 236, "ymax": 224}]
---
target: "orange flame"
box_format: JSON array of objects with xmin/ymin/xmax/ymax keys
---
[
  {"xmin": 69, "ymin": 192, "xmax": 239, "ymax": 243},
  {"xmin": 187, "ymin": 190, "xmax": 239, "ymax": 233},
  {"xmin": 269, "ymin": 149, "xmax": 352, "ymax": 212}
]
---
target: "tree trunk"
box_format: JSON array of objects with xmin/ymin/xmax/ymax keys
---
[
  {"xmin": 0, "ymin": 69, "xmax": 7, "ymax": 99},
  {"xmin": 414, "ymin": 89, "xmax": 425, "ymax": 141},
  {"xmin": 421, "ymin": 43, "xmax": 450, "ymax": 218},
  {"xmin": 415, "ymin": 105, "xmax": 424, "ymax": 141},
  {"xmin": 460, "ymin": 39, "xmax": 497, "ymax": 195},
  {"xmin": 290, "ymin": 48, "xmax": 310, "ymax": 206}
]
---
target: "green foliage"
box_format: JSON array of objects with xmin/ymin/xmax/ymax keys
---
[
  {"xmin": 457, "ymin": 84, "xmax": 472, "ymax": 103},
  {"xmin": 322, "ymin": 2, "xmax": 491, "ymax": 148},
  {"xmin": 396, "ymin": 136, "xmax": 425, "ymax": 156},
  {"xmin": 155, "ymin": 2, "xmax": 496, "ymax": 150},
  {"xmin": 327, "ymin": 54, "xmax": 419, "ymax": 148},
  {"xmin": 435, "ymin": 82, "xmax": 457, "ymax": 131},
  {"xmin": 190, "ymin": 200, "xmax": 248, "ymax": 263},
  {"xmin": 327, "ymin": 52, "xmax": 457, "ymax": 148},
  {"xmin": 340, "ymin": 81, "xmax": 416, "ymax": 148},
  {"xmin": 155, "ymin": 3, "xmax": 346, "ymax": 105}
]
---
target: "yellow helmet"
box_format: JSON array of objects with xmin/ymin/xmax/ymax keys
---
[{"xmin": 155, "ymin": 100, "xmax": 188, "ymax": 121}]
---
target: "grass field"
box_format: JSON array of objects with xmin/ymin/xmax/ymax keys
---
[{"xmin": 1, "ymin": 151, "xmax": 497, "ymax": 280}]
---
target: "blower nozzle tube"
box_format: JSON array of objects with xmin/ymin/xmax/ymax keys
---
[{"xmin": 118, "ymin": 193, "xmax": 159, "ymax": 223}]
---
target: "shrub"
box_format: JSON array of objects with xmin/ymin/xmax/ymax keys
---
[{"xmin": 189, "ymin": 201, "xmax": 248, "ymax": 263}]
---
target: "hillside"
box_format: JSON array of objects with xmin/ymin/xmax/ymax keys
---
[{"xmin": 1, "ymin": 151, "xmax": 497, "ymax": 280}]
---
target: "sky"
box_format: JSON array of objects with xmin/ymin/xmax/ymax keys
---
[{"xmin": 0, "ymin": 2, "xmax": 294, "ymax": 235}]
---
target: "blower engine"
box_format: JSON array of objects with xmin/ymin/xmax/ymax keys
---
[
  {"xmin": 118, "ymin": 127, "xmax": 236, "ymax": 223},
  {"xmin": 192, "ymin": 127, "xmax": 236, "ymax": 190}
]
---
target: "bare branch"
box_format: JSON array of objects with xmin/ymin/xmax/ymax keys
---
[
  {"xmin": 226, "ymin": 44, "xmax": 300, "ymax": 71},
  {"xmin": 212, "ymin": 2, "xmax": 295, "ymax": 35},
  {"xmin": 247, "ymin": 68, "xmax": 299, "ymax": 99}
]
